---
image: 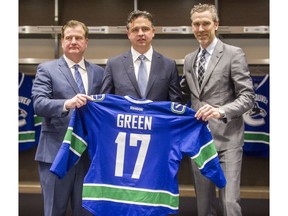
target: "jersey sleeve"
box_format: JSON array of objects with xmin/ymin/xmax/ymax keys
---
[
  {"xmin": 50, "ymin": 109, "xmax": 88, "ymax": 178},
  {"xmin": 188, "ymin": 121, "xmax": 227, "ymax": 189}
]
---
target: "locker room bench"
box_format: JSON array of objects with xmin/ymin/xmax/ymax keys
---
[{"xmin": 19, "ymin": 181, "xmax": 269, "ymax": 199}]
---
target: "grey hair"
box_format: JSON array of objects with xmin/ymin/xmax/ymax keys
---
[{"xmin": 190, "ymin": 3, "xmax": 219, "ymax": 23}]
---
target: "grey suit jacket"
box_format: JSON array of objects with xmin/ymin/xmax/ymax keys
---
[
  {"xmin": 32, "ymin": 56, "xmax": 104, "ymax": 163},
  {"xmin": 181, "ymin": 40, "xmax": 255, "ymax": 151},
  {"xmin": 100, "ymin": 49, "xmax": 182, "ymax": 102}
]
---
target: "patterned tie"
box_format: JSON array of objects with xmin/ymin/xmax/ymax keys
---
[
  {"xmin": 197, "ymin": 49, "xmax": 207, "ymax": 88},
  {"xmin": 74, "ymin": 64, "xmax": 86, "ymax": 94},
  {"xmin": 138, "ymin": 55, "xmax": 148, "ymax": 98}
]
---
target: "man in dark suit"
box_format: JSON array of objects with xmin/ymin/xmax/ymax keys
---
[
  {"xmin": 32, "ymin": 20, "xmax": 104, "ymax": 216},
  {"xmin": 100, "ymin": 10, "xmax": 182, "ymax": 102},
  {"xmin": 180, "ymin": 4, "xmax": 255, "ymax": 216}
]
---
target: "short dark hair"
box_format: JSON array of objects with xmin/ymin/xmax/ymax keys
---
[{"xmin": 126, "ymin": 10, "xmax": 155, "ymax": 30}]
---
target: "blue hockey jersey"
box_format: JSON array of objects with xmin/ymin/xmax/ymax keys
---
[
  {"xmin": 19, "ymin": 72, "xmax": 42, "ymax": 151},
  {"xmin": 50, "ymin": 94, "xmax": 226, "ymax": 216},
  {"xmin": 243, "ymin": 75, "xmax": 269, "ymax": 157}
]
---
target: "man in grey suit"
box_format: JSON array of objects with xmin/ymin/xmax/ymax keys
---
[
  {"xmin": 32, "ymin": 20, "xmax": 104, "ymax": 216},
  {"xmin": 101, "ymin": 10, "xmax": 182, "ymax": 102},
  {"xmin": 180, "ymin": 4, "xmax": 255, "ymax": 216}
]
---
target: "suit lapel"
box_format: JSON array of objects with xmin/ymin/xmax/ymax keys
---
[
  {"xmin": 85, "ymin": 61, "xmax": 93, "ymax": 95},
  {"xmin": 123, "ymin": 51, "xmax": 142, "ymax": 96},
  {"xmin": 200, "ymin": 40, "xmax": 223, "ymax": 91},
  {"xmin": 145, "ymin": 51, "xmax": 160, "ymax": 97},
  {"xmin": 58, "ymin": 57, "xmax": 79, "ymax": 94},
  {"xmin": 187, "ymin": 50, "xmax": 201, "ymax": 95},
  {"xmin": 191, "ymin": 50, "xmax": 201, "ymax": 93}
]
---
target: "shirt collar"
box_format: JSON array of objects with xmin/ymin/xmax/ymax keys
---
[
  {"xmin": 63, "ymin": 55, "xmax": 86, "ymax": 70},
  {"xmin": 200, "ymin": 37, "xmax": 218, "ymax": 55},
  {"xmin": 131, "ymin": 47, "xmax": 153, "ymax": 63}
]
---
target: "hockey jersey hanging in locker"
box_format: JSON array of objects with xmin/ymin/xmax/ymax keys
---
[
  {"xmin": 243, "ymin": 74, "xmax": 269, "ymax": 157},
  {"xmin": 19, "ymin": 72, "xmax": 42, "ymax": 151}
]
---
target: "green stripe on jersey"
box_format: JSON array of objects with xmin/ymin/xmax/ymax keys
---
[
  {"xmin": 64, "ymin": 128, "xmax": 87, "ymax": 155},
  {"xmin": 82, "ymin": 184, "xmax": 179, "ymax": 209},
  {"xmin": 19, "ymin": 131, "xmax": 35, "ymax": 142},
  {"xmin": 34, "ymin": 115, "xmax": 42, "ymax": 126},
  {"xmin": 192, "ymin": 141, "xmax": 217, "ymax": 169},
  {"xmin": 244, "ymin": 132, "xmax": 269, "ymax": 144}
]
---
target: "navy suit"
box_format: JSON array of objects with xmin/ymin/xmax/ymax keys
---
[
  {"xmin": 100, "ymin": 49, "xmax": 182, "ymax": 102},
  {"xmin": 32, "ymin": 56, "xmax": 104, "ymax": 216}
]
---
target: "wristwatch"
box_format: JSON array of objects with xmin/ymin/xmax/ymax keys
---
[{"xmin": 218, "ymin": 108, "xmax": 227, "ymax": 123}]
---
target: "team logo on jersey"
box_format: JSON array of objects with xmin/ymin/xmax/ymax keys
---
[
  {"xmin": 19, "ymin": 108, "xmax": 28, "ymax": 127},
  {"xmin": 243, "ymin": 101, "xmax": 267, "ymax": 126},
  {"xmin": 171, "ymin": 103, "xmax": 186, "ymax": 114},
  {"xmin": 249, "ymin": 102, "xmax": 267, "ymax": 118},
  {"xmin": 92, "ymin": 94, "xmax": 105, "ymax": 102}
]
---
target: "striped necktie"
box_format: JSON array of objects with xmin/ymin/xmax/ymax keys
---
[
  {"xmin": 74, "ymin": 64, "xmax": 86, "ymax": 94},
  {"xmin": 197, "ymin": 49, "xmax": 207, "ymax": 88}
]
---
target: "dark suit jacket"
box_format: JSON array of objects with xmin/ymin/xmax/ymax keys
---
[
  {"xmin": 181, "ymin": 40, "xmax": 255, "ymax": 151},
  {"xmin": 100, "ymin": 49, "xmax": 182, "ymax": 102},
  {"xmin": 32, "ymin": 56, "xmax": 104, "ymax": 163}
]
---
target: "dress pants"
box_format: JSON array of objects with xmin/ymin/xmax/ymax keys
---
[
  {"xmin": 38, "ymin": 151, "xmax": 92, "ymax": 216},
  {"xmin": 191, "ymin": 147, "xmax": 243, "ymax": 216}
]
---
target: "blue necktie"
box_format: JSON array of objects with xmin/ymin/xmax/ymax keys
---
[
  {"xmin": 74, "ymin": 64, "xmax": 86, "ymax": 94},
  {"xmin": 138, "ymin": 55, "xmax": 147, "ymax": 98},
  {"xmin": 197, "ymin": 49, "xmax": 207, "ymax": 88}
]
